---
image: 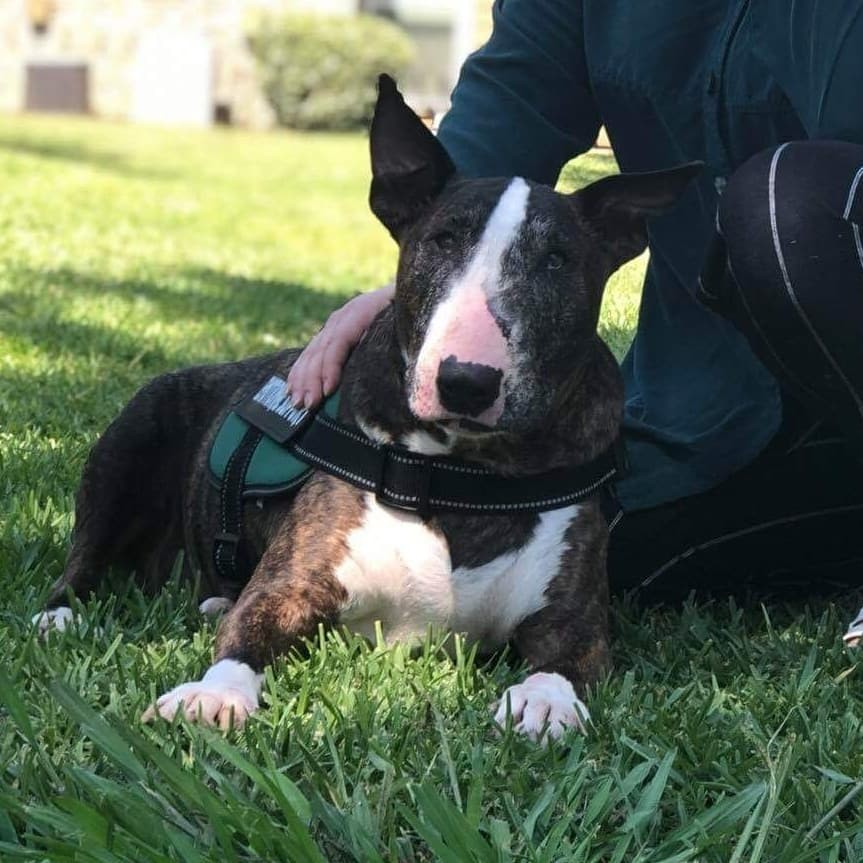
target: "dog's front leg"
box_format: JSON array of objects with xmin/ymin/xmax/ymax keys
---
[
  {"xmin": 143, "ymin": 540, "xmax": 348, "ymax": 729},
  {"xmin": 494, "ymin": 511, "xmax": 611, "ymax": 743}
]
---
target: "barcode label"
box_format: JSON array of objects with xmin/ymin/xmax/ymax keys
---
[
  {"xmin": 252, "ymin": 376, "xmax": 308, "ymax": 424},
  {"xmin": 235, "ymin": 374, "xmax": 315, "ymax": 443}
]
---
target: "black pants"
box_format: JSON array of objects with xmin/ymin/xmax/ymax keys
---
[{"xmin": 609, "ymin": 141, "xmax": 863, "ymax": 598}]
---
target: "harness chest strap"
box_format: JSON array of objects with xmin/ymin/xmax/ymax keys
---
[{"xmin": 211, "ymin": 375, "xmax": 625, "ymax": 582}]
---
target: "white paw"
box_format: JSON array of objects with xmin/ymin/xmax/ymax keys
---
[
  {"xmin": 141, "ymin": 659, "xmax": 261, "ymax": 730},
  {"xmin": 493, "ymin": 672, "xmax": 590, "ymax": 743},
  {"xmin": 32, "ymin": 606, "xmax": 77, "ymax": 636},
  {"xmin": 843, "ymin": 605, "xmax": 863, "ymax": 646},
  {"xmin": 198, "ymin": 597, "xmax": 235, "ymax": 616}
]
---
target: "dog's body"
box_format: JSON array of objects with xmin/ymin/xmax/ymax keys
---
[{"xmin": 37, "ymin": 78, "xmax": 700, "ymax": 739}]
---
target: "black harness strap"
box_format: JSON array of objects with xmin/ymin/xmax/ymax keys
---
[
  {"xmin": 213, "ymin": 375, "xmax": 625, "ymax": 584},
  {"xmin": 290, "ymin": 411, "xmax": 622, "ymax": 517},
  {"xmin": 213, "ymin": 425, "xmax": 263, "ymax": 582}
]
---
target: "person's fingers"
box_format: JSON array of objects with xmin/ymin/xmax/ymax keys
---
[
  {"xmin": 299, "ymin": 336, "xmax": 327, "ymax": 408},
  {"xmin": 286, "ymin": 328, "xmax": 324, "ymax": 405},
  {"xmin": 320, "ymin": 323, "xmax": 355, "ymax": 396},
  {"xmin": 288, "ymin": 308, "xmax": 353, "ymax": 407},
  {"xmin": 286, "ymin": 284, "xmax": 395, "ymax": 405}
]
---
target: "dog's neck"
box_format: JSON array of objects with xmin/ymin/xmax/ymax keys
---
[{"xmin": 339, "ymin": 306, "xmax": 623, "ymax": 475}]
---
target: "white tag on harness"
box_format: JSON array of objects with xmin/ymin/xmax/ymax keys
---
[{"xmin": 235, "ymin": 375, "xmax": 313, "ymax": 443}]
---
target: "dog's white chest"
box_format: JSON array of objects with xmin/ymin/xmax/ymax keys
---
[{"xmin": 334, "ymin": 495, "xmax": 579, "ymax": 648}]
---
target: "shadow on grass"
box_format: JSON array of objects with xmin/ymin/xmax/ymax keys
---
[
  {"xmin": 0, "ymin": 264, "xmax": 346, "ymax": 359},
  {"xmin": 0, "ymin": 132, "xmax": 175, "ymax": 180}
]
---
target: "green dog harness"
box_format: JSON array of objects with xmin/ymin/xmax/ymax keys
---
[
  {"xmin": 209, "ymin": 390, "xmax": 340, "ymax": 497},
  {"xmin": 208, "ymin": 373, "xmax": 623, "ymax": 584}
]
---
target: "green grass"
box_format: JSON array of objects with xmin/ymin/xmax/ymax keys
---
[{"xmin": 1, "ymin": 116, "xmax": 862, "ymax": 861}]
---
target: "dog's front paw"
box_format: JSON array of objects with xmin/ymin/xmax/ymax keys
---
[
  {"xmin": 142, "ymin": 683, "xmax": 257, "ymax": 729},
  {"xmin": 843, "ymin": 606, "xmax": 863, "ymax": 647},
  {"xmin": 32, "ymin": 606, "xmax": 78, "ymax": 636},
  {"xmin": 141, "ymin": 659, "xmax": 261, "ymax": 730},
  {"xmin": 198, "ymin": 597, "xmax": 235, "ymax": 617},
  {"xmin": 493, "ymin": 672, "xmax": 590, "ymax": 743}
]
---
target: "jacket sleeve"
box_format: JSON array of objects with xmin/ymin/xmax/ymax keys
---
[
  {"xmin": 436, "ymin": 0, "xmax": 600, "ymax": 186},
  {"xmin": 773, "ymin": 2, "xmax": 863, "ymax": 144}
]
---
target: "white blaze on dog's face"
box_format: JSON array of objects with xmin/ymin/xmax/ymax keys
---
[
  {"xmin": 409, "ymin": 176, "xmax": 530, "ymax": 426},
  {"xmin": 369, "ymin": 75, "xmax": 703, "ymax": 434}
]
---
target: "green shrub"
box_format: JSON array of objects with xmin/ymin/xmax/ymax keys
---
[{"xmin": 247, "ymin": 13, "xmax": 414, "ymax": 131}]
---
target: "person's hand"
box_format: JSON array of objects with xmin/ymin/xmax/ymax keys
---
[{"xmin": 287, "ymin": 282, "xmax": 395, "ymax": 408}]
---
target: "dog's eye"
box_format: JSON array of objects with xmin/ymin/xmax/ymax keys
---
[
  {"xmin": 430, "ymin": 231, "xmax": 456, "ymax": 251},
  {"xmin": 546, "ymin": 251, "xmax": 566, "ymax": 270}
]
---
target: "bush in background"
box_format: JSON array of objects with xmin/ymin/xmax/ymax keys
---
[{"xmin": 247, "ymin": 13, "xmax": 414, "ymax": 131}]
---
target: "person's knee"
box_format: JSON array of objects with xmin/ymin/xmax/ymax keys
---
[
  {"xmin": 721, "ymin": 140, "xmax": 863, "ymax": 255},
  {"xmin": 717, "ymin": 140, "xmax": 857, "ymax": 295},
  {"xmin": 722, "ymin": 144, "xmax": 812, "ymax": 251}
]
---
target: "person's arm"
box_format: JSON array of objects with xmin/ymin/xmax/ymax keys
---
[
  {"xmin": 288, "ymin": 0, "xmax": 599, "ymax": 407},
  {"xmin": 438, "ymin": 0, "xmax": 599, "ymax": 184}
]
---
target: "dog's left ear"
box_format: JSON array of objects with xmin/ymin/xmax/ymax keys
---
[
  {"xmin": 574, "ymin": 162, "xmax": 703, "ymax": 265},
  {"xmin": 369, "ymin": 74, "xmax": 456, "ymax": 241}
]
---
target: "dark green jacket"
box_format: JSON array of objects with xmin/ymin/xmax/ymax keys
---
[{"xmin": 437, "ymin": 0, "xmax": 863, "ymax": 510}]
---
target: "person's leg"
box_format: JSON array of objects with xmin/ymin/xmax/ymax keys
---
[
  {"xmin": 701, "ymin": 140, "xmax": 863, "ymax": 450},
  {"xmin": 608, "ymin": 408, "xmax": 863, "ymax": 598},
  {"xmin": 609, "ymin": 141, "xmax": 863, "ymax": 636}
]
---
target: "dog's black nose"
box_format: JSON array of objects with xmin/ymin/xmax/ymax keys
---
[{"xmin": 436, "ymin": 356, "xmax": 502, "ymax": 417}]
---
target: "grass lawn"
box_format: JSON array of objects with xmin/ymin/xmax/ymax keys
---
[{"xmin": 1, "ymin": 116, "xmax": 862, "ymax": 861}]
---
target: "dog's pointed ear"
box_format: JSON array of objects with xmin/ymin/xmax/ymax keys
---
[
  {"xmin": 369, "ymin": 74, "xmax": 456, "ymax": 241},
  {"xmin": 574, "ymin": 162, "xmax": 703, "ymax": 265}
]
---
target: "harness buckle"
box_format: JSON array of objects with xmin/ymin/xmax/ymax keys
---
[{"xmin": 374, "ymin": 445, "xmax": 434, "ymax": 520}]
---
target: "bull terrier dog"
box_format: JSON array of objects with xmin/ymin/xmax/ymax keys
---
[{"xmin": 34, "ymin": 76, "xmax": 700, "ymax": 741}]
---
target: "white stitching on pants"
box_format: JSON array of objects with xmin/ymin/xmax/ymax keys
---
[
  {"xmin": 639, "ymin": 503, "xmax": 863, "ymax": 587},
  {"xmin": 842, "ymin": 166, "xmax": 863, "ymax": 272},
  {"xmin": 769, "ymin": 144, "xmax": 863, "ymax": 419},
  {"xmin": 726, "ymin": 257, "xmax": 822, "ymax": 405},
  {"xmin": 841, "ymin": 166, "xmax": 863, "ymax": 220}
]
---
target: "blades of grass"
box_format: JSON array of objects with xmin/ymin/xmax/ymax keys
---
[
  {"xmin": 622, "ymin": 749, "xmax": 676, "ymax": 835},
  {"xmin": 50, "ymin": 679, "xmax": 263, "ymax": 861},
  {"xmin": 727, "ymin": 793, "xmax": 766, "ymax": 863},
  {"xmin": 521, "ymin": 783, "xmax": 558, "ymax": 843},
  {"xmin": 0, "ymin": 808, "xmax": 17, "ymax": 844},
  {"xmin": 617, "ymin": 759, "xmax": 654, "ymax": 797},
  {"xmin": 488, "ymin": 819, "xmax": 512, "ymax": 856},
  {"xmin": 747, "ymin": 745, "xmax": 794, "ymax": 863},
  {"xmin": 465, "ymin": 746, "xmax": 485, "ymax": 830},
  {"xmin": 0, "ymin": 667, "xmax": 37, "ymax": 744},
  {"xmin": 407, "ymin": 782, "xmax": 497, "ymax": 863},
  {"xmin": 0, "ymin": 669, "xmax": 61, "ymax": 786},
  {"xmin": 684, "ymin": 781, "xmax": 767, "ymax": 837},
  {"xmin": 162, "ymin": 825, "xmax": 207, "ymax": 863},
  {"xmin": 0, "ymin": 843, "xmax": 46, "ymax": 861},
  {"xmin": 48, "ymin": 679, "xmax": 147, "ymax": 781},
  {"xmin": 431, "ymin": 704, "xmax": 462, "ymax": 809},
  {"xmin": 646, "ymin": 779, "xmax": 767, "ymax": 858},
  {"xmin": 206, "ymin": 732, "xmax": 312, "ymax": 823},
  {"xmin": 70, "ymin": 768, "xmax": 193, "ymax": 852},
  {"xmin": 609, "ymin": 833, "xmax": 634, "ymax": 863},
  {"xmin": 54, "ymin": 796, "xmax": 110, "ymax": 845},
  {"xmin": 804, "ymin": 780, "xmax": 863, "ymax": 843},
  {"xmin": 205, "ymin": 736, "xmax": 325, "ymax": 863},
  {"xmin": 581, "ymin": 776, "xmax": 615, "ymax": 829}
]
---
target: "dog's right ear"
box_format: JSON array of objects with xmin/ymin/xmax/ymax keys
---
[{"xmin": 369, "ymin": 74, "xmax": 455, "ymax": 241}]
